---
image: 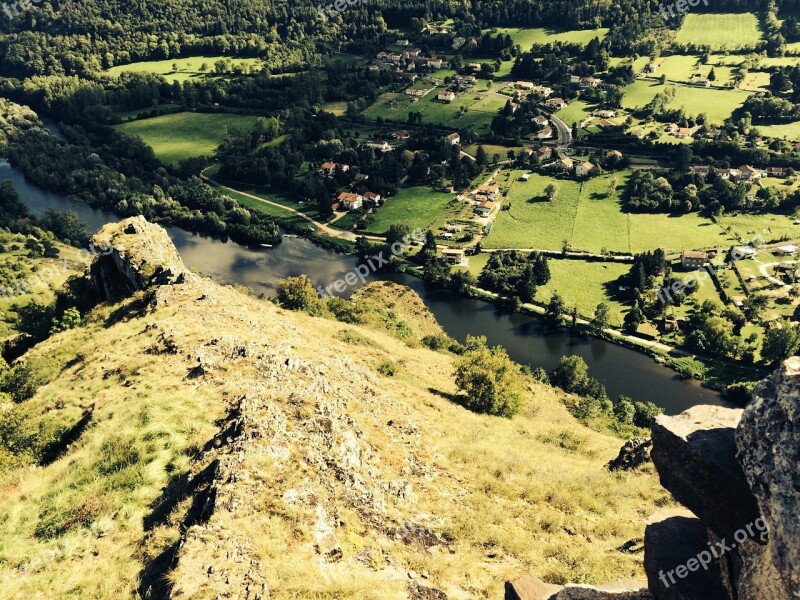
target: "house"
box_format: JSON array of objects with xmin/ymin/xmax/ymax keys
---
[
  {"xmin": 474, "ymin": 201, "xmax": 495, "ymax": 217},
  {"xmin": 581, "ymin": 76, "xmax": 601, "ymax": 88},
  {"xmin": 545, "ymin": 97, "xmax": 568, "ymax": 110},
  {"xmin": 531, "ymin": 85, "xmax": 554, "ymax": 97},
  {"xmin": 629, "ymin": 127, "xmax": 645, "ymax": 139},
  {"xmin": 363, "ymin": 191, "xmax": 382, "ymax": 204},
  {"xmin": 665, "ymin": 123, "xmax": 679, "ymax": 134},
  {"xmin": 533, "ymin": 115, "xmax": 549, "ymax": 126},
  {"xmin": 367, "ymin": 140, "xmax": 392, "ymax": 152},
  {"xmin": 776, "ymin": 245, "xmax": 798, "ymax": 256},
  {"xmin": 696, "ymin": 79, "xmax": 711, "ymax": 88},
  {"xmin": 555, "ymin": 156, "xmax": 574, "ymax": 172},
  {"xmin": 396, "ymin": 72, "xmax": 417, "ymax": 83},
  {"xmin": 768, "ymin": 166, "xmax": 789, "ymax": 178},
  {"xmin": 691, "ymin": 165, "xmax": 710, "ymax": 177},
  {"xmin": 477, "ymin": 184, "xmax": 500, "ymax": 200},
  {"xmin": 575, "ymin": 161, "xmax": 595, "ymax": 178},
  {"xmin": 535, "ymin": 146, "xmax": 554, "ymax": 161},
  {"xmin": 681, "ymin": 250, "xmax": 708, "ymax": 270},
  {"xmin": 514, "ymin": 81, "xmax": 535, "ymax": 91},
  {"xmin": 732, "ymin": 246, "xmax": 758, "ymax": 260},
  {"xmin": 468, "ymin": 62, "xmax": 482, "ymax": 72},
  {"xmin": 446, "ymin": 133, "xmax": 461, "ymax": 146},
  {"xmin": 675, "ymin": 127, "xmax": 693, "ymax": 138},
  {"xmin": 353, "ymin": 173, "xmax": 370, "ymax": 184},
  {"xmin": 442, "ymin": 249, "xmax": 468, "ymax": 267},
  {"xmin": 392, "ymin": 130, "xmax": 411, "ymax": 140},
  {"xmin": 320, "ymin": 162, "xmax": 349, "ymax": 176},
  {"xmin": 396, "ymin": 39, "xmax": 410, "ymax": 46},
  {"xmin": 537, "ymin": 126, "xmax": 554, "ymax": 140},
  {"xmin": 405, "ymin": 88, "xmax": 427, "ymax": 97},
  {"xmin": 606, "ymin": 149, "xmax": 624, "ymax": 160},
  {"xmin": 445, "ymin": 224, "xmax": 463, "ymax": 233},
  {"xmin": 598, "ymin": 119, "xmax": 615, "ymax": 128},
  {"xmin": 437, "ymin": 90, "xmax": 456, "ymax": 103},
  {"xmin": 337, "ymin": 192, "xmax": 363, "ymax": 211},
  {"xmin": 568, "ymin": 75, "xmax": 581, "ymax": 84},
  {"xmin": 594, "ymin": 109, "xmax": 617, "ymax": 118},
  {"xmin": 520, "ymin": 147, "xmax": 535, "ymax": 157},
  {"xmin": 737, "ymin": 165, "xmax": 764, "ymax": 181}
]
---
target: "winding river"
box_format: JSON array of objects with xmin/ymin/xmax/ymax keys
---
[{"xmin": 0, "ymin": 159, "xmax": 723, "ymax": 414}]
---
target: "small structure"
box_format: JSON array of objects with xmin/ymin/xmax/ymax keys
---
[
  {"xmin": 437, "ymin": 90, "xmax": 456, "ymax": 103},
  {"xmin": 681, "ymin": 250, "xmax": 708, "ymax": 270},
  {"xmin": 392, "ymin": 130, "xmax": 411, "ymax": 140},
  {"xmin": 776, "ymin": 245, "xmax": 798, "ymax": 256},
  {"xmin": 519, "ymin": 173, "xmax": 531, "ymax": 182},
  {"xmin": 593, "ymin": 109, "xmax": 617, "ymax": 118},
  {"xmin": 575, "ymin": 161, "xmax": 595, "ymax": 178},
  {"xmin": 337, "ymin": 192, "xmax": 363, "ymax": 211},
  {"xmin": 446, "ymin": 132, "xmax": 461, "ymax": 146},
  {"xmin": 514, "ymin": 81, "xmax": 535, "ymax": 91},
  {"xmin": 732, "ymin": 246, "xmax": 758, "ymax": 260},
  {"xmin": 474, "ymin": 201, "xmax": 495, "ymax": 217},
  {"xmin": 442, "ymin": 249, "xmax": 468, "ymax": 267}
]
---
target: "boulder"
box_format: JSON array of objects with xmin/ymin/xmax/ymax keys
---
[
  {"xmin": 505, "ymin": 574, "xmax": 562, "ymax": 600},
  {"xmin": 736, "ymin": 357, "xmax": 800, "ymax": 599},
  {"xmin": 607, "ymin": 437, "xmax": 652, "ymax": 471},
  {"xmin": 650, "ymin": 405, "xmax": 759, "ymax": 541},
  {"xmin": 643, "ymin": 510, "xmax": 727, "ymax": 599}
]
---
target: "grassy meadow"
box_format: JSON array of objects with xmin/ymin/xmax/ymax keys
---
[
  {"xmin": 675, "ymin": 13, "xmax": 763, "ymax": 50},
  {"xmin": 365, "ymin": 187, "xmax": 455, "ymax": 234},
  {"xmin": 104, "ymin": 56, "xmax": 264, "ymax": 83},
  {"xmin": 115, "ymin": 112, "xmax": 260, "ymax": 165},
  {"xmin": 621, "ymin": 81, "xmax": 750, "ymax": 124},
  {"xmin": 489, "ymin": 27, "xmax": 609, "ymax": 48}
]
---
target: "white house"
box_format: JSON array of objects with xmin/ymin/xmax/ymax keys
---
[
  {"xmin": 437, "ymin": 90, "xmax": 456, "ymax": 103},
  {"xmin": 776, "ymin": 245, "xmax": 798, "ymax": 256},
  {"xmin": 446, "ymin": 133, "xmax": 461, "ymax": 145},
  {"xmin": 442, "ymin": 249, "xmax": 468, "ymax": 267},
  {"xmin": 337, "ymin": 192, "xmax": 363, "ymax": 211},
  {"xmin": 537, "ymin": 126, "xmax": 554, "ymax": 140},
  {"xmin": 545, "ymin": 97, "xmax": 568, "ymax": 110},
  {"xmin": 474, "ymin": 201, "xmax": 495, "ymax": 217},
  {"xmin": 575, "ymin": 161, "xmax": 595, "ymax": 178},
  {"xmin": 533, "ymin": 115, "xmax": 549, "ymax": 126}
]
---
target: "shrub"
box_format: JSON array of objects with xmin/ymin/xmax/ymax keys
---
[{"xmin": 377, "ymin": 361, "xmax": 397, "ymax": 377}]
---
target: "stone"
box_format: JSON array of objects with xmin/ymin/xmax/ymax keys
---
[
  {"xmin": 650, "ymin": 405, "xmax": 759, "ymax": 541},
  {"xmin": 643, "ymin": 510, "xmax": 727, "ymax": 599},
  {"xmin": 607, "ymin": 437, "xmax": 653, "ymax": 471},
  {"xmin": 736, "ymin": 357, "xmax": 800, "ymax": 599},
  {"xmin": 504, "ymin": 574, "xmax": 562, "ymax": 600}
]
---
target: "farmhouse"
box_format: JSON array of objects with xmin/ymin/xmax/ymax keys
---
[
  {"xmin": 437, "ymin": 90, "xmax": 456, "ymax": 103},
  {"xmin": 441, "ymin": 249, "xmax": 468, "ymax": 267},
  {"xmin": 337, "ymin": 192, "xmax": 363, "ymax": 211},
  {"xmin": 544, "ymin": 97, "xmax": 568, "ymax": 110},
  {"xmin": 474, "ymin": 201, "xmax": 495, "ymax": 217},
  {"xmin": 575, "ymin": 161, "xmax": 595, "ymax": 178},
  {"xmin": 320, "ymin": 162, "xmax": 349, "ymax": 176},
  {"xmin": 537, "ymin": 126, "xmax": 554, "ymax": 140},
  {"xmin": 446, "ymin": 133, "xmax": 461, "ymax": 145},
  {"xmin": 476, "ymin": 184, "xmax": 500, "ymax": 200},
  {"xmin": 681, "ymin": 250, "xmax": 708, "ymax": 270}
]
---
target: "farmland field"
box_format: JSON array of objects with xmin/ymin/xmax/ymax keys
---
[
  {"xmin": 739, "ymin": 71, "xmax": 772, "ymax": 92},
  {"xmin": 488, "ymin": 27, "xmax": 608, "ymax": 49},
  {"xmin": 538, "ymin": 261, "xmax": 631, "ymax": 326},
  {"xmin": 116, "ymin": 112, "xmax": 259, "ymax": 165},
  {"xmin": 675, "ymin": 13, "xmax": 763, "ymax": 51},
  {"xmin": 655, "ymin": 55, "xmax": 736, "ymax": 87},
  {"xmin": 365, "ymin": 187, "xmax": 454, "ymax": 234},
  {"xmin": 757, "ymin": 121, "xmax": 800, "ymax": 140},
  {"xmin": 104, "ymin": 56, "xmax": 264, "ymax": 83},
  {"xmin": 486, "ymin": 171, "xmax": 736, "ymax": 253},
  {"xmin": 621, "ymin": 81, "xmax": 750, "ymax": 124},
  {"xmin": 556, "ymin": 100, "xmax": 594, "ymax": 128}
]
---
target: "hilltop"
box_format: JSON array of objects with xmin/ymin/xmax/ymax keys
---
[{"xmin": 0, "ymin": 217, "xmax": 667, "ymax": 598}]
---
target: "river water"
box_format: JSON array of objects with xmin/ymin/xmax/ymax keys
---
[{"xmin": 0, "ymin": 159, "xmax": 723, "ymax": 414}]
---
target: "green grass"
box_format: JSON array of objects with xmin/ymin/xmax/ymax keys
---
[
  {"xmin": 488, "ymin": 27, "xmax": 609, "ymax": 49},
  {"xmin": 213, "ymin": 187, "xmax": 297, "ymax": 218},
  {"xmin": 538, "ymin": 261, "xmax": 631, "ymax": 326},
  {"xmin": 486, "ymin": 171, "xmax": 737, "ymax": 253},
  {"xmin": 556, "ymin": 100, "xmax": 594, "ymax": 129},
  {"xmin": 756, "ymin": 121, "xmax": 800, "ymax": 141},
  {"xmin": 654, "ymin": 55, "xmax": 735, "ymax": 87},
  {"xmin": 739, "ymin": 71, "xmax": 772, "ymax": 92},
  {"xmin": 115, "ymin": 112, "xmax": 259, "ymax": 165},
  {"xmin": 103, "ymin": 56, "xmax": 264, "ymax": 83},
  {"xmin": 365, "ymin": 187, "xmax": 454, "ymax": 235},
  {"xmin": 621, "ymin": 81, "xmax": 750, "ymax": 124},
  {"xmin": 675, "ymin": 13, "xmax": 763, "ymax": 51}
]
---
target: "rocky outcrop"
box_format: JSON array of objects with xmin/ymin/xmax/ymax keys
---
[
  {"xmin": 89, "ymin": 216, "xmax": 188, "ymax": 301},
  {"xmin": 736, "ymin": 357, "xmax": 800, "ymax": 599},
  {"xmin": 504, "ymin": 575, "xmax": 650, "ymax": 599},
  {"xmin": 606, "ymin": 437, "xmax": 652, "ymax": 472}
]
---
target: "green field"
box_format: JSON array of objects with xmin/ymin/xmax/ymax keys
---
[
  {"xmin": 621, "ymin": 81, "xmax": 750, "ymax": 124},
  {"xmin": 365, "ymin": 187, "xmax": 454, "ymax": 234},
  {"xmin": 655, "ymin": 55, "xmax": 735, "ymax": 86},
  {"xmin": 538, "ymin": 261, "xmax": 631, "ymax": 326},
  {"xmin": 675, "ymin": 13, "xmax": 763, "ymax": 51},
  {"xmin": 739, "ymin": 71, "xmax": 772, "ymax": 92},
  {"xmin": 363, "ymin": 89, "xmax": 507, "ymax": 135},
  {"xmin": 104, "ymin": 56, "xmax": 264, "ymax": 83},
  {"xmin": 486, "ymin": 171, "xmax": 738, "ymax": 253},
  {"xmin": 489, "ymin": 27, "xmax": 609, "ymax": 49},
  {"xmin": 116, "ymin": 112, "xmax": 259, "ymax": 165},
  {"xmin": 757, "ymin": 121, "xmax": 800, "ymax": 140},
  {"xmin": 556, "ymin": 100, "xmax": 594, "ymax": 129}
]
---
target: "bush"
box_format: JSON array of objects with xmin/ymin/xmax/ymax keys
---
[
  {"xmin": 454, "ymin": 336, "xmax": 526, "ymax": 418},
  {"xmin": 377, "ymin": 361, "xmax": 397, "ymax": 377},
  {"xmin": 2, "ymin": 363, "xmax": 43, "ymax": 403},
  {"xmin": 276, "ymin": 275, "xmax": 328, "ymax": 317}
]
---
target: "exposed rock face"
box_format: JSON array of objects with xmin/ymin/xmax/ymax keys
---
[
  {"xmin": 736, "ymin": 357, "xmax": 800, "ymax": 599},
  {"xmin": 504, "ymin": 575, "xmax": 650, "ymax": 599},
  {"xmin": 606, "ymin": 437, "xmax": 652, "ymax": 472},
  {"xmin": 89, "ymin": 215, "xmax": 188, "ymax": 301}
]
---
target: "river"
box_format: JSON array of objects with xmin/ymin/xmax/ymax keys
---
[{"xmin": 0, "ymin": 159, "xmax": 723, "ymax": 414}]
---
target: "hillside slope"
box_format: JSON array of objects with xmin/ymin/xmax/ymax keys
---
[{"xmin": 0, "ymin": 217, "xmax": 667, "ymax": 599}]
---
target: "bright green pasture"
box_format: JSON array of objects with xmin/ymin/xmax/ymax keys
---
[
  {"xmin": 487, "ymin": 27, "xmax": 609, "ymax": 49},
  {"xmin": 104, "ymin": 56, "xmax": 264, "ymax": 83},
  {"xmin": 675, "ymin": 13, "xmax": 763, "ymax": 51},
  {"xmin": 115, "ymin": 112, "xmax": 259, "ymax": 165},
  {"xmin": 365, "ymin": 187, "xmax": 454, "ymax": 234}
]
